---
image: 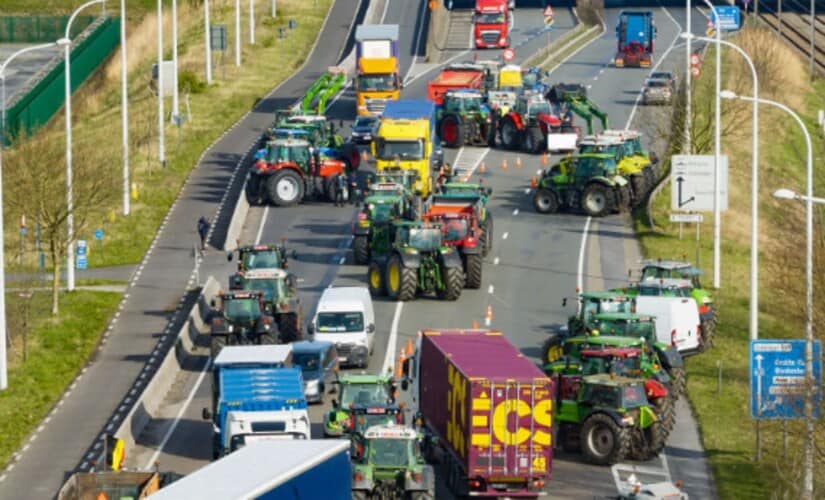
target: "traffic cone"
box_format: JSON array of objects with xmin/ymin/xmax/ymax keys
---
[
  {"xmin": 361, "ymin": 149, "xmax": 369, "ymax": 162},
  {"xmin": 501, "ymin": 158, "xmax": 508, "ymax": 170},
  {"xmin": 541, "ymin": 152, "xmax": 548, "ymax": 165},
  {"xmin": 516, "ymin": 155, "xmax": 523, "ymax": 168},
  {"xmin": 472, "ymin": 319, "xmax": 479, "ymax": 329},
  {"xmin": 405, "ymin": 339, "xmax": 414, "ymax": 356},
  {"xmin": 479, "ymin": 161, "xmax": 486, "ymax": 174},
  {"xmin": 396, "ymin": 351, "xmax": 406, "ymax": 378},
  {"xmin": 484, "ymin": 304, "xmax": 494, "ymax": 326}
]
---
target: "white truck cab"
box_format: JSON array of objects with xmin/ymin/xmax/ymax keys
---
[{"xmin": 308, "ymin": 286, "xmax": 375, "ymax": 368}]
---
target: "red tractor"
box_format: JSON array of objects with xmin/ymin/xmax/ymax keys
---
[
  {"xmin": 497, "ymin": 93, "xmax": 578, "ymax": 154},
  {"xmin": 422, "ymin": 202, "xmax": 484, "ymax": 289},
  {"xmin": 249, "ymin": 137, "xmax": 349, "ymax": 206}
]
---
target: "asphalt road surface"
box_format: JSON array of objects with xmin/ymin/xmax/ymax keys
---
[{"xmin": 123, "ymin": 2, "xmax": 718, "ymax": 498}]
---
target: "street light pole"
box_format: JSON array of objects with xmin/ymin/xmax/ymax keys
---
[
  {"xmin": 64, "ymin": 0, "xmax": 106, "ymax": 294},
  {"xmin": 0, "ymin": 41, "xmax": 62, "ymax": 391},
  {"xmin": 204, "ymin": 0, "xmax": 212, "ymax": 84},
  {"xmin": 235, "ymin": 0, "xmax": 241, "ymax": 66},
  {"xmin": 685, "ymin": 0, "xmax": 692, "ymax": 152},
  {"xmin": 250, "ymin": 0, "xmax": 255, "ymax": 44},
  {"xmin": 171, "ymin": 0, "xmax": 179, "ymax": 121},
  {"xmin": 723, "ymin": 91, "xmax": 815, "ymax": 500},
  {"xmin": 687, "ymin": 34, "xmax": 759, "ymax": 342},
  {"xmin": 703, "ymin": 0, "xmax": 722, "ymax": 289},
  {"xmin": 157, "ymin": 0, "xmax": 165, "ymax": 166},
  {"xmin": 120, "ymin": 0, "xmax": 130, "ymax": 216}
]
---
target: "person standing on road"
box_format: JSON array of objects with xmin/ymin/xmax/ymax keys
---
[
  {"xmin": 334, "ymin": 173, "xmax": 347, "ymax": 207},
  {"xmin": 348, "ymin": 170, "xmax": 359, "ymax": 206},
  {"xmin": 197, "ymin": 216, "xmax": 210, "ymax": 251}
]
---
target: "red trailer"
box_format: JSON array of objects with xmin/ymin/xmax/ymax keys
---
[
  {"xmin": 427, "ymin": 64, "xmax": 486, "ymax": 105},
  {"xmin": 402, "ymin": 329, "xmax": 553, "ymax": 498}
]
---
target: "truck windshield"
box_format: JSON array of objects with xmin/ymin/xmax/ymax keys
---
[
  {"xmin": 580, "ymin": 144, "xmax": 621, "ymax": 157},
  {"xmin": 341, "ymin": 384, "xmax": 390, "ymax": 407},
  {"xmin": 358, "ymin": 74, "xmax": 399, "ymax": 92},
  {"xmin": 293, "ymin": 352, "xmax": 321, "ymax": 374},
  {"xmin": 316, "ymin": 312, "xmax": 364, "ymax": 333},
  {"xmin": 476, "ymin": 13, "xmax": 505, "ymax": 24},
  {"xmin": 224, "ymin": 298, "xmax": 261, "ymax": 322},
  {"xmin": 242, "ymin": 250, "xmax": 283, "ymax": 270},
  {"xmin": 375, "ymin": 139, "xmax": 424, "ymax": 161},
  {"xmin": 239, "ymin": 278, "xmax": 284, "ymax": 301},
  {"xmin": 368, "ymin": 438, "xmax": 410, "ymax": 467}
]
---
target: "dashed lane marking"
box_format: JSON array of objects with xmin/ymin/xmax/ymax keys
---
[
  {"xmin": 488, "ymin": 285, "xmax": 494, "ymax": 294},
  {"xmin": 512, "ymin": 209, "xmax": 519, "ymax": 216},
  {"xmin": 502, "ymin": 232, "xmax": 509, "ymax": 240},
  {"xmin": 493, "ymin": 257, "xmax": 500, "ymax": 265}
]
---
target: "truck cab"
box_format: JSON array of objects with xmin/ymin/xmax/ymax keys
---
[
  {"xmin": 615, "ymin": 11, "xmax": 657, "ymax": 67},
  {"xmin": 355, "ymin": 24, "xmax": 401, "ymax": 116},
  {"xmin": 473, "ymin": 0, "xmax": 512, "ymax": 49}
]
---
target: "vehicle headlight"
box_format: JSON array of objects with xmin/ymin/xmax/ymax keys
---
[
  {"xmin": 305, "ymin": 379, "xmax": 320, "ymax": 394},
  {"xmin": 228, "ymin": 324, "xmax": 234, "ymax": 333}
]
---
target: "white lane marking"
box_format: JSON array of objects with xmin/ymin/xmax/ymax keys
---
[
  {"xmin": 586, "ymin": 84, "xmax": 592, "ymax": 89},
  {"xmin": 576, "ymin": 216, "xmax": 592, "ymax": 292},
  {"xmin": 145, "ymin": 358, "xmax": 212, "ymax": 469},
  {"xmin": 493, "ymin": 257, "xmax": 500, "ymax": 265},
  {"xmin": 339, "ymin": 256, "xmax": 346, "ymax": 265},
  {"xmin": 625, "ymin": 5, "xmax": 683, "ymax": 130},
  {"xmin": 488, "ymin": 285, "xmax": 494, "ymax": 294},
  {"xmin": 404, "ymin": 49, "xmax": 473, "ymax": 85},
  {"xmin": 402, "ymin": 0, "xmax": 428, "ymax": 82},
  {"xmin": 599, "ymin": 68, "xmax": 605, "ymax": 74},
  {"xmin": 502, "ymin": 232, "xmax": 509, "ymax": 240},
  {"xmin": 512, "ymin": 209, "xmax": 519, "ymax": 216},
  {"xmin": 524, "ymin": 188, "xmax": 531, "ymax": 195},
  {"xmin": 546, "ymin": 14, "xmax": 607, "ymax": 77},
  {"xmin": 254, "ymin": 205, "xmax": 269, "ymax": 244},
  {"xmin": 593, "ymin": 75, "xmax": 599, "ymax": 80},
  {"xmin": 382, "ymin": 302, "xmax": 404, "ymax": 375}
]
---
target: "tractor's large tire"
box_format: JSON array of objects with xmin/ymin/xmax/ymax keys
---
[
  {"xmin": 465, "ymin": 119, "xmax": 482, "ymax": 145},
  {"xmin": 523, "ymin": 126, "xmax": 545, "ymax": 154},
  {"xmin": 618, "ymin": 185, "xmax": 631, "ymax": 212},
  {"xmin": 482, "ymin": 214, "xmax": 494, "ymax": 256},
  {"xmin": 387, "ymin": 254, "xmax": 417, "ymax": 301},
  {"xmin": 652, "ymin": 395, "xmax": 676, "ymax": 435},
  {"xmin": 258, "ymin": 331, "xmax": 278, "ymax": 345},
  {"xmin": 499, "ymin": 116, "xmax": 521, "ymax": 150},
  {"xmin": 534, "ymin": 188, "xmax": 560, "ymax": 214},
  {"xmin": 541, "ymin": 334, "xmax": 564, "ymax": 364},
  {"xmin": 438, "ymin": 265, "xmax": 463, "ymax": 301},
  {"xmin": 581, "ymin": 183, "xmax": 613, "ymax": 217},
  {"xmin": 367, "ymin": 261, "xmax": 385, "ymax": 296},
  {"xmin": 486, "ymin": 116, "xmax": 498, "ymax": 147},
  {"xmin": 630, "ymin": 420, "xmax": 667, "ymax": 461},
  {"xmin": 353, "ymin": 235, "xmax": 369, "ymax": 265},
  {"xmin": 700, "ymin": 318, "xmax": 716, "ymax": 351},
  {"xmin": 630, "ymin": 174, "xmax": 647, "ymax": 206},
  {"xmin": 267, "ymin": 170, "xmax": 305, "ymax": 206},
  {"xmin": 440, "ymin": 114, "xmax": 465, "ymax": 148},
  {"xmin": 669, "ymin": 367, "xmax": 687, "ymax": 398},
  {"xmin": 581, "ymin": 413, "xmax": 631, "ymax": 466},
  {"xmin": 464, "ymin": 254, "xmax": 483, "ymax": 289},
  {"xmin": 210, "ymin": 335, "xmax": 227, "ymax": 359},
  {"xmin": 278, "ymin": 313, "xmax": 301, "ymax": 343}
]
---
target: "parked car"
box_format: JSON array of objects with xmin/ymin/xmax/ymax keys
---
[
  {"xmin": 642, "ymin": 78, "xmax": 672, "ymax": 105},
  {"xmin": 291, "ymin": 340, "xmax": 339, "ymax": 404},
  {"xmin": 648, "ymin": 70, "xmax": 676, "ymax": 88},
  {"xmin": 350, "ymin": 115, "xmax": 379, "ymax": 144}
]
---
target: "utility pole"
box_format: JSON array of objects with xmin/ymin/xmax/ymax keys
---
[{"xmin": 204, "ymin": 0, "xmax": 212, "ymax": 84}]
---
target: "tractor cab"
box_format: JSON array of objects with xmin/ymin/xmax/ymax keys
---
[
  {"xmin": 255, "ymin": 138, "xmax": 312, "ymax": 169},
  {"xmin": 395, "ymin": 223, "xmax": 444, "ymax": 252},
  {"xmin": 229, "ymin": 268, "xmax": 296, "ymax": 308},
  {"xmin": 442, "ymin": 89, "xmax": 488, "ymax": 114},
  {"xmin": 572, "ymin": 154, "xmax": 620, "ymax": 180},
  {"xmin": 229, "ymin": 243, "xmax": 291, "ymax": 271},
  {"xmin": 639, "ymin": 260, "xmax": 709, "ymax": 296}
]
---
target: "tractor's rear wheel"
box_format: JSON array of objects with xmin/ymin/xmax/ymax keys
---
[
  {"xmin": 541, "ymin": 334, "xmax": 564, "ymax": 364},
  {"xmin": 652, "ymin": 394, "xmax": 676, "ymax": 435},
  {"xmin": 464, "ymin": 254, "xmax": 483, "ymax": 289},
  {"xmin": 267, "ymin": 170, "xmax": 304, "ymax": 206},
  {"xmin": 618, "ymin": 185, "xmax": 631, "ymax": 212},
  {"xmin": 387, "ymin": 254, "xmax": 417, "ymax": 301},
  {"xmin": 581, "ymin": 413, "xmax": 631, "ymax": 465},
  {"xmin": 534, "ymin": 188, "xmax": 560, "ymax": 214},
  {"xmin": 630, "ymin": 419, "xmax": 667, "ymax": 461},
  {"xmin": 278, "ymin": 313, "xmax": 301, "ymax": 343},
  {"xmin": 440, "ymin": 114, "xmax": 465, "ymax": 148},
  {"xmin": 438, "ymin": 265, "xmax": 463, "ymax": 301},
  {"xmin": 210, "ymin": 335, "xmax": 227, "ymax": 359},
  {"xmin": 482, "ymin": 214, "xmax": 494, "ymax": 256},
  {"xmin": 700, "ymin": 318, "xmax": 716, "ymax": 351},
  {"xmin": 581, "ymin": 183, "xmax": 612, "ymax": 217},
  {"xmin": 500, "ymin": 116, "xmax": 520, "ymax": 150},
  {"xmin": 669, "ymin": 367, "xmax": 687, "ymax": 397},
  {"xmin": 367, "ymin": 261, "xmax": 385, "ymax": 296},
  {"xmin": 630, "ymin": 174, "xmax": 647, "ymax": 206},
  {"xmin": 486, "ymin": 116, "xmax": 498, "ymax": 147},
  {"xmin": 353, "ymin": 235, "xmax": 369, "ymax": 265},
  {"xmin": 523, "ymin": 126, "xmax": 544, "ymax": 154}
]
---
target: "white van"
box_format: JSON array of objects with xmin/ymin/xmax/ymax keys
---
[
  {"xmin": 308, "ymin": 286, "xmax": 375, "ymax": 368},
  {"xmin": 634, "ymin": 295, "xmax": 702, "ymax": 355}
]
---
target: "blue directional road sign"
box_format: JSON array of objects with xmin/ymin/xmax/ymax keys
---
[
  {"xmin": 711, "ymin": 6, "xmax": 741, "ymax": 31},
  {"xmin": 750, "ymin": 339, "xmax": 822, "ymax": 419},
  {"xmin": 94, "ymin": 228, "xmax": 104, "ymax": 241},
  {"xmin": 76, "ymin": 239, "xmax": 88, "ymax": 270}
]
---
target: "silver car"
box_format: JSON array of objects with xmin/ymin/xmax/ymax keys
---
[{"xmin": 642, "ymin": 78, "xmax": 673, "ymax": 105}]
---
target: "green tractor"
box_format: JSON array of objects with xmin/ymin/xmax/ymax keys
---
[
  {"xmin": 576, "ymin": 134, "xmax": 653, "ymax": 206},
  {"xmin": 433, "ymin": 182, "xmax": 493, "ymax": 256},
  {"xmin": 366, "ymin": 221, "xmax": 464, "ymax": 302},
  {"xmin": 227, "ymin": 242, "xmax": 294, "ymax": 271},
  {"xmin": 351, "ymin": 424, "xmax": 435, "ymax": 500},
  {"xmin": 227, "ymin": 268, "xmax": 303, "ymax": 343},
  {"xmin": 323, "ymin": 373, "xmax": 399, "ymax": 438},
  {"xmin": 436, "ymin": 89, "xmax": 496, "ymax": 148},
  {"xmin": 532, "ymin": 153, "xmax": 631, "ymax": 217},
  {"xmin": 601, "ymin": 129, "xmax": 660, "ymax": 180},
  {"xmin": 353, "ymin": 191, "xmax": 411, "ymax": 265},
  {"xmin": 269, "ymin": 111, "xmax": 361, "ymax": 171},
  {"xmin": 555, "ymin": 373, "xmax": 667, "ymax": 465},
  {"xmin": 207, "ymin": 291, "xmax": 276, "ymax": 358}
]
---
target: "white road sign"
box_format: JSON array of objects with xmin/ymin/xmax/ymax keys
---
[
  {"xmin": 669, "ymin": 213, "xmax": 704, "ymax": 223},
  {"xmin": 671, "ymin": 155, "xmax": 728, "ymax": 212}
]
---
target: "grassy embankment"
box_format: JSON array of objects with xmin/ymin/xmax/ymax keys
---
[{"xmin": 634, "ymin": 26, "xmax": 825, "ymax": 499}]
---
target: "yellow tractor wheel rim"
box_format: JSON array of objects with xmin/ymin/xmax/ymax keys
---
[
  {"xmin": 546, "ymin": 345, "xmax": 563, "ymax": 363},
  {"xmin": 369, "ymin": 267, "xmax": 381, "ymax": 289},
  {"xmin": 388, "ymin": 261, "xmax": 401, "ymax": 292}
]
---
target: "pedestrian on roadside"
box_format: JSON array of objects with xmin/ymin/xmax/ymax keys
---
[
  {"xmin": 334, "ymin": 173, "xmax": 347, "ymax": 207},
  {"xmin": 197, "ymin": 216, "xmax": 210, "ymax": 251},
  {"xmin": 348, "ymin": 171, "xmax": 359, "ymax": 205}
]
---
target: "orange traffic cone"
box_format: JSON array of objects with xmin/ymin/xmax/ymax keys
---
[
  {"xmin": 472, "ymin": 319, "xmax": 479, "ymax": 329},
  {"xmin": 406, "ymin": 339, "xmax": 414, "ymax": 356},
  {"xmin": 501, "ymin": 158, "xmax": 508, "ymax": 170},
  {"xmin": 396, "ymin": 351, "xmax": 406, "ymax": 378},
  {"xmin": 530, "ymin": 176, "xmax": 538, "ymax": 188},
  {"xmin": 479, "ymin": 161, "xmax": 486, "ymax": 174},
  {"xmin": 516, "ymin": 155, "xmax": 523, "ymax": 168},
  {"xmin": 361, "ymin": 150, "xmax": 369, "ymax": 162},
  {"xmin": 484, "ymin": 304, "xmax": 494, "ymax": 326},
  {"xmin": 541, "ymin": 152, "xmax": 548, "ymax": 165}
]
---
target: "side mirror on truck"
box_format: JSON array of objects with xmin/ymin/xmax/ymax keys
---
[{"xmin": 367, "ymin": 323, "xmax": 375, "ymax": 333}]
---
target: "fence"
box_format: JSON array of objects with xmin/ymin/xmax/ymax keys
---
[
  {"xmin": 0, "ymin": 15, "xmax": 95, "ymax": 43},
  {"xmin": 2, "ymin": 17, "xmax": 121, "ymax": 143}
]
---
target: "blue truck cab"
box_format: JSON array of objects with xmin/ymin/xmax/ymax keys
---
[
  {"xmin": 202, "ymin": 345, "xmax": 310, "ymax": 459},
  {"xmin": 615, "ymin": 10, "xmax": 657, "ymax": 67}
]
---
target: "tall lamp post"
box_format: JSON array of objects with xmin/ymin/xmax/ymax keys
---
[
  {"xmin": 683, "ymin": 33, "xmax": 759, "ymax": 343},
  {"xmin": 722, "ymin": 90, "xmax": 815, "ymax": 500},
  {"xmin": 703, "ymin": 0, "xmax": 723, "ymax": 289},
  {"xmin": 120, "ymin": 0, "xmax": 129, "ymax": 216},
  {"xmin": 62, "ymin": 0, "xmax": 107, "ymax": 293},
  {"xmin": 0, "ymin": 41, "xmax": 64, "ymax": 390}
]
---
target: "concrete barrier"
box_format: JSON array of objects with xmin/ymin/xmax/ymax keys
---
[
  {"xmin": 425, "ymin": 1, "xmax": 451, "ymax": 62},
  {"xmin": 113, "ymin": 276, "xmax": 220, "ymax": 454}
]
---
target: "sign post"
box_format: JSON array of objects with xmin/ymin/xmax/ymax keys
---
[
  {"xmin": 94, "ymin": 228, "xmax": 104, "ymax": 261},
  {"xmin": 76, "ymin": 239, "xmax": 87, "ymax": 270}
]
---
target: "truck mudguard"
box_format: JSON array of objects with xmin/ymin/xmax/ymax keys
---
[
  {"xmin": 594, "ymin": 408, "xmax": 629, "ymax": 427},
  {"xmin": 396, "ymin": 249, "xmax": 421, "ymax": 269},
  {"xmin": 460, "ymin": 241, "xmax": 483, "ymax": 255},
  {"xmin": 439, "ymin": 248, "xmax": 463, "ymax": 268},
  {"xmin": 590, "ymin": 175, "xmax": 625, "ymax": 188},
  {"xmin": 654, "ymin": 345, "xmax": 684, "ymax": 370}
]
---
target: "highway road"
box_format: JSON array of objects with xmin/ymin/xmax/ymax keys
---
[{"xmin": 122, "ymin": 1, "xmax": 718, "ymax": 498}]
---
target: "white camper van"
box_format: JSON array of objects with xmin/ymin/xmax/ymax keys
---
[{"xmin": 308, "ymin": 286, "xmax": 375, "ymax": 367}]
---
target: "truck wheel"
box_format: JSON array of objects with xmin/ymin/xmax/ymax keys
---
[
  {"xmin": 279, "ymin": 313, "xmax": 301, "ymax": 343},
  {"xmin": 499, "ymin": 116, "xmax": 520, "ymax": 150},
  {"xmin": 439, "ymin": 114, "xmax": 465, "ymax": 148},
  {"xmin": 464, "ymin": 254, "xmax": 483, "ymax": 289},
  {"xmin": 267, "ymin": 170, "xmax": 304, "ymax": 206},
  {"xmin": 353, "ymin": 235, "xmax": 369, "ymax": 265},
  {"xmin": 367, "ymin": 261, "xmax": 385, "ymax": 296},
  {"xmin": 438, "ymin": 265, "xmax": 463, "ymax": 301},
  {"xmin": 581, "ymin": 413, "xmax": 631, "ymax": 465},
  {"xmin": 523, "ymin": 126, "xmax": 544, "ymax": 154},
  {"xmin": 581, "ymin": 183, "xmax": 612, "ymax": 217},
  {"xmin": 210, "ymin": 335, "xmax": 226, "ymax": 359},
  {"xmin": 630, "ymin": 419, "xmax": 667, "ymax": 461},
  {"xmin": 212, "ymin": 433, "xmax": 222, "ymax": 460},
  {"xmin": 630, "ymin": 174, "xmax": 647, "ymax": 206},
  {"xmin": 533, "ymin": 188, "xmax": 560, "ymax": 214},
  {"xmin": 387, "ymin": 254, "xmax": 417, "ymax": 301},
  {"xmin": 541, "ymin": 334, "xmax": 564, "ymax": 363}
]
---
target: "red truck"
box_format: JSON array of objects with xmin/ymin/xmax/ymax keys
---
[
  {"xmin": 473, "ymin": 0, "xmax": 512, "ymax": 49},
  {"xmin": 401, "ymin": 329, "xmax": 553, "ymax": 497},
  {"xmin": 427, "ymin": 64, "xmax": 486, "ymax": 105}
]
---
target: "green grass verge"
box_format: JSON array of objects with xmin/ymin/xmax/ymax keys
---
[
  {"xmin": 634, "ymin": 43, "xmax": 825, "ymax": 499},
  {"xmin": 0, "ymin": 291, "xmax": 122, "ymax": 467},
  {"xmin": 2, "ymin": 0, "xmax": 157, "ymax": 16}
]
